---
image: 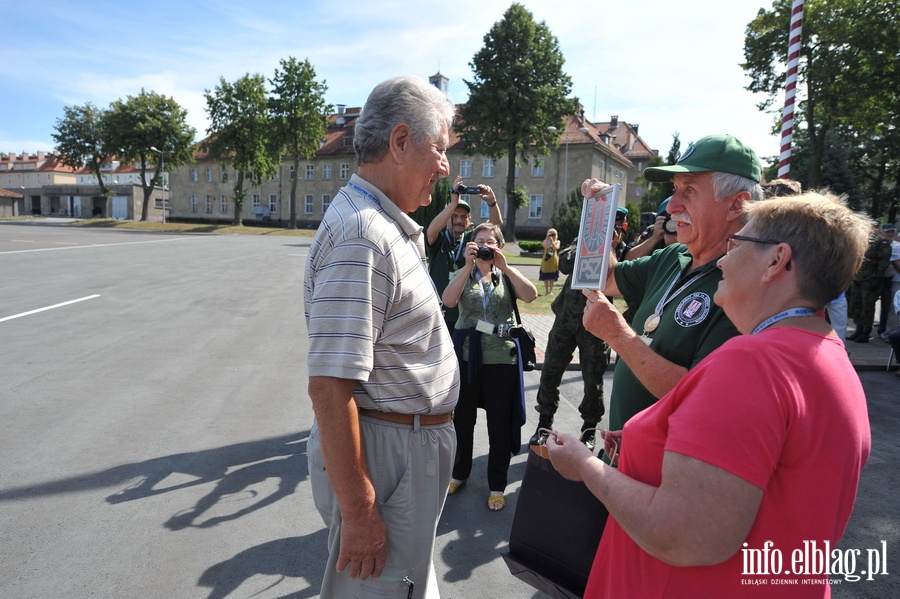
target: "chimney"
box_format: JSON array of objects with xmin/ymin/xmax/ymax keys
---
[
  {"xmin": 633, "ymin": 124, "xmax": 639, "ymax": 136},
  {"xmin": 610, "ymin": 115, "xmax": 618, "ymax": 130},
  {"xmin": 37, "ymin": 151, "xmax": 45, "ymax": 161},
  {"xmin": 336, "ymin": 104, "xmax": 346, "ymax": 126}
]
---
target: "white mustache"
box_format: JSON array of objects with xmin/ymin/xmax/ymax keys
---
[{"xmin": 672, "ymin": 213, "xmax": 692, "ymax": 225}]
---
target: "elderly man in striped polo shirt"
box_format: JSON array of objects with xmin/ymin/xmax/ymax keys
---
[{"xmin": 304, "ymin": 76, "xmax": 460, "ymax": 598}]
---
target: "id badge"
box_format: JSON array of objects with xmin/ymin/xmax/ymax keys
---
[{"xmin": 476, "ymin": 319, "xmax": 495, "ymax": 334}]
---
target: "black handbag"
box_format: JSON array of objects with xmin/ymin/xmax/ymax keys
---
[
  {"xmin": 503, "ymin": 445, "xmax": 609, "ymax": 598},
  {"xmin": 503, "ymin": 274, "xmax": 536, "ymax": 371}
]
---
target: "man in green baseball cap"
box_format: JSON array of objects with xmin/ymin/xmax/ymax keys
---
[{"xmin": 575, "ymin": 134, "xmax": 763, "ymax": 444}]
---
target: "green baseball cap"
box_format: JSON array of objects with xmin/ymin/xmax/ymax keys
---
[
  {"xmin": 643, "ymin": 134, "xmax": 762, "ymax": 183},
  {"xmin": 456, "ymin": 198, "xmax": 471, "ymax": 213}
]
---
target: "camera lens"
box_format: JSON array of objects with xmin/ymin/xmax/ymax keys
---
[
  {"xmin": 663, "ymin": 215, "xmax": 677, "ymax": 235},
  {"xmin": 476, "ymin": 246, "xmax": 494, "ymax": 260}
]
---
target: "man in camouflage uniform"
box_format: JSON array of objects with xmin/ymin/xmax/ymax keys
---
[
  {"xmin": 528, "ymin": 209, "xmax": 628, "ymax": 449},
  {"xmin": 848, "ymin": 226, "xmax": 894, "ymax": 342}
]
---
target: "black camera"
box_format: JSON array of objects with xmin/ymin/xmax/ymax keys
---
[
  {"xmin": 476, "ymin": 246, "xmax": 495, "ymax": 260},
  {"xmin": 662, "ymin": 213, "xmax": 677, "ymax": 234},
  {"xmin": 456, "ymin": 183, "xmax": 482, "ymax": 195}
]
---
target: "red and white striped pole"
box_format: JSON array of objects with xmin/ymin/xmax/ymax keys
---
[{"xmin": 778, "ymin": 0, "xmax": 805, "ymax": 179}]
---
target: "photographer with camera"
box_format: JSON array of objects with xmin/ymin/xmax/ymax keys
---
[
  {"xmin": 426, "ymin": 176, "xmax": 502, "ymax": 330},
  {"xmin": 539, "ymin": 228, "xmax": 561, "ymax": 295},
  {"xmin": 626, "ymin": 197, "xmax": 679, "ymax": 261},
  {"xmin": 442, "ymin": 223, "xmax": 538, "ymax": 511}
]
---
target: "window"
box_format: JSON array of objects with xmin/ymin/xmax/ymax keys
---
[
  {"xmin": 205, "ymin": 194, "xmax": 213, "ymax": 213},
  {"xmin": 221, "ymin": 168, "xmax": 228, "ymax": 183},
  {"xmin": 340, "ymin": 164, "xmax": 350, "ymax": 180},
  {"xmin": 460, "ymin": 160, "xmax": 472, "ymax": 178},
  {"xmin": 322, "ymin": 164, "xmax": 332, "ymax": 180},
  {"xmin": 305, "ymin": 194, "xmax": 314, "ymax": 214},
  {"xmin": 480, "ymin": 200, "xmax": 491, "ymax": 219},
  {"xmin": 532, "ymin": 158, "xmax": 545, "ymax": 177},
  {"xmin": 269, "ymin": 194, "xmax": 278, "ymax": 213},
  {"xmin": 306, "ymin": 165, "xmax": 315, "ymax": 180},
  {"xmin": 514, "ymin": 163, "xmax": 520, "ymax": 177},
  {"xmin": 220, "ymin": 194, "xmax": 228, "ymax": 213},
  {"xmin": 270, "ymin": 171, "xmax": 278, "ymax": 181},
  {"xmin": 529, "ymin": 194, "xmax": 543, "ymax": 219},
  {"xmin": 483, "ymin": 159, "xmax": 495, "ymax": 178},
  {"xmin": 190, "ymin": 168, "xmax": 198, "ymax": 182},
  {"xmin": 322, "ymin": 194, "xmax": 332, "ymax": 213},
  {"xmin": 206, "ymin": 168, "xmax": 213, "ymax": 182},
  {"xmin": 191, "ymin": 194, "xmax": 198, "ymax": 212},
  {"xmin": 289, "ymin": 165, "xmax": 295, "ymax": 180},
  {"xmin": 252, "ymin": 194, "xmax": 261, "ymax": 208}
]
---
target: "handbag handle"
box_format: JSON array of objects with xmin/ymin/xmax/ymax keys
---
[{"xmin": 502, "ymin": 273, "xmax": 523, "ymax": 327}]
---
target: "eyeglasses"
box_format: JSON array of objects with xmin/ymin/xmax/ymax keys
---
[
  {"xmin": 725, "ymin": 234, "xmax": 781, "ymax": 255},
  {"xmin": 474, "ymin": 238, "xmax": 499, "ymax": 247}
]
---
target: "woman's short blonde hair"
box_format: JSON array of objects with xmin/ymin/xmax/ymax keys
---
[{"xmin": 746, "ymin": 191, "xmax": 873, "ymax": 307}]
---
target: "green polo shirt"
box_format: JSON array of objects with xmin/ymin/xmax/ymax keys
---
[
  {"xmin": 427, "ymin": 228, "xmax": 474, "ymax": 325},
  {"xmin": 609, "ymin": 243, "xmax": 740, "ymax": 431}
]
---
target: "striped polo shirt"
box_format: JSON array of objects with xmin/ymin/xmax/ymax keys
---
[{"xmin": 304, "ymin": 174, "xmax": 460, "ymax": 414}]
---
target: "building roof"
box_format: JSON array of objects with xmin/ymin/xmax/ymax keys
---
[{"xmin": 0, "ymin": 187, "xmax": 24, "ymax": 198}]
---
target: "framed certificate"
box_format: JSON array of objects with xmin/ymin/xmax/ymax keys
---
[{"xmin": 571, "ymin": 184, "xmax": 621, "ymax": 290}]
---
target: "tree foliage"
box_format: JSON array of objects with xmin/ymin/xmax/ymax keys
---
[
  {"xmin": 52, "ymin": 103, "xmax": 114, "ymax": 212},
  {"xmin": 457, "ymin": 3, "xmax": 577, "ymax": 241},
  {"xmin": 204, "ymin": 73, "xmax": 280, "ymax": 226},
  {"xmin": 742, "ymin": 0, "xmax": 900, "ymax": 216},
  {"xmin": 106, "ymin": 89, "xmax": 196, "ymax": 221},
  {"xmin": 269, "ymin": 57, "xmax": 333, "ymax": 229}
]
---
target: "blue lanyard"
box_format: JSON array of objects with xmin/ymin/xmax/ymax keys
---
[
  {"xmin": 752, "ymin": 308, "xmax": 818, "ymax": 335},
  {"xmin": 347, "ymin": 180, "xmax": 382, "ymax": 209}
]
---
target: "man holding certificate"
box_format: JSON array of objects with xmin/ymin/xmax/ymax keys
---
[{"xmin": 581, "ymin": 134, "xmax": 763, "ymax": 434}]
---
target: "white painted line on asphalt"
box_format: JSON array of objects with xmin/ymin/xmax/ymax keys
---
[
  {"xmin": 0, "ymin": 295, "xmax": 101, "ymax": 323},
  {"xmin": 10, "ymin": 239, "xmax": 35, "ymax": 243},
  {"xmin": 0, "ymin": 237, "xmax": 192, "ymax": 255}
]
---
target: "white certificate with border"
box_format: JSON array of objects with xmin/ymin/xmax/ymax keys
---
[{"xmin": 571, "ymin": 184, "xmax": 621, "ymax": 291}]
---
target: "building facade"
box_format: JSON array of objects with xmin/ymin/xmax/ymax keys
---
[{"xmin": 166, "ymin": 106, "xmax": 640, "ymax": 237}]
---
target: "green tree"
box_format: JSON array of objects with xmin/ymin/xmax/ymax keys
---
[
  {"xmin": 203, "ymin": 73, "xmax": 279, "ymax": 226},
  {"xmin": 106, "ymin": 89, "xmax": 196, "ymax": 221},
  {"xmin": 268, "ymin": 57, "xmax": 333, "ymax": 229},
  {"xmin": 742, "ymin": 0, "xmax": 900, "ymax": 191},
  {"xmin": 52, "ymin": 102, "xmax": 114, "ymax": 215},
  {"xmin": 410, "ymin": 177, "xmax": 452, "ymax": 229},
  {"xmin": 457, "ymin": 3, "xmax": 577, "ymax": 242}
]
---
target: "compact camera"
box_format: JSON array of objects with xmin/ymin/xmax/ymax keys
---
[
  {"xmin": 456, "ymin": 183, "xmax": 482, "ymax": 195},
  {"xmin": 476, "ymin": 246, "xmax": 495, "ymax": 260},
  {"xmin": 662, "ymin": 213, "xmax": 677, "ymax": 234},
  {"xmin": 497, "ymin": 323, "xmax": 514, "ymax": 338}
]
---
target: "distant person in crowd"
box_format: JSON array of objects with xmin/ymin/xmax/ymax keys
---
[
  {"xmin": 625, "ymin": 197, "xmax": 678, "ymax": 261},
  {"xmin": 887, "ymin": 290, "xmax": 900, "ymax": 376},
  {"xmin": 426, "ymin": 176, "xmax": 502, "ymax": 329},
  {"xmin": 442, "ymin": 223, "xmax": 537, "ymax": 511},
  {"xmin": 548, "ymin": 191, "xmax": 871, "ymax": 597},
  {"xmin": 529, "ymin": 232, "xmax": 612, "ymax": 450},
  {"xmin": 761, "ymin": 177, "xmax": 802, "ymax": 198},
  {"xmin": 539, "ymin": 228, "xmax": 561, "ymax": 295},
  {"xmin": 875, "ymin": 223, "xmax": 900, "ymax": 340},
  {"xmin": 304, "ymin": 76, "xmax": 460, "ymax": 598},
  {"xmin": 580, "ymin": 134, "xmax": 762, "ymax": 437},
  {"xmin": 848, "ymin": 223, "xmax": 893, "ymax": 342}
]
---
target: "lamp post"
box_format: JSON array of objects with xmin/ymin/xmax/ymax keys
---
[
  {"xmin": 549, "ymin": 126, "xmax": 591, "ymax": 206},
  {"xmin": 150, "ymin": 146, "xmax": 167, "ymax": 224}
]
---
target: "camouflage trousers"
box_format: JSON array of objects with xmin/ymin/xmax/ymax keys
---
[
  {"xmin": 848, "ymin": 278, "xmax": 881, "ymax": 328},
  {"xmin": 533, "ymin": 310, "xmax": 610, "ymax": 424}
]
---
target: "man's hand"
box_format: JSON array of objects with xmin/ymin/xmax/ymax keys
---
[
  {"xmin": 337, "ymin": 507, "xmax": 388, "ymax": 579},
  {"xmin": 582, "ymin": 289, "xmax": 633, "ymax": 345}
]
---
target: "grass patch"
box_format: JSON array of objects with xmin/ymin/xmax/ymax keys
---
[{"xmin": 72, "ymin": 218, "xmax": 315, "ymax": 236}]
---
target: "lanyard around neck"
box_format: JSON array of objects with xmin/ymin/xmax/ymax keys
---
[{"xmin": 752, "ymin": 308, "xmax": 818, "ymax": 335}]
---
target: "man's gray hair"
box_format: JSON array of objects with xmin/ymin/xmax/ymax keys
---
[
  {"xmin": 712, "ymin": 171, "xmax": 764, "ymax": 204},
  {"xmin": 353, "ymin": 76, "xmax": 456, "ymax": 166}
]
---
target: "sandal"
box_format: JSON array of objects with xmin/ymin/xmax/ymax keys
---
[
  {"xmin": 448, "ymin": 478, "xmax": 467, "ymax": 495},
  {"xmin": 487, "ymin": 492, "xmax": 505, "ymax": 511}
]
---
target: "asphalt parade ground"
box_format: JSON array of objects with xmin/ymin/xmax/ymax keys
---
[{"xmin": 1, "ymin": 221, "xmax": 897, "ymax": 598}]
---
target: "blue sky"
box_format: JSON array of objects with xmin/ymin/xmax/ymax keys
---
[{"xmin": 2, "ymin": 0, "xmax": 784, "ymax": 163}]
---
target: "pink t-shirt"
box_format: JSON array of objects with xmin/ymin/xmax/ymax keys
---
[{"xmin": 587, "ymin": 327, "xmax": 871, "ymax": 598}]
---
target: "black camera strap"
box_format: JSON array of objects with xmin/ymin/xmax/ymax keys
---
[{"xmin": 502, "ymin": 274, "xmax": 523, "ymax": 327}]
